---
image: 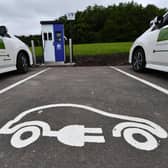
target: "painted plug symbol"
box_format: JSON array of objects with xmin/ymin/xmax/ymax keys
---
[{"xmin": 54, "ymin": 125, "xmax": 105, "ymax": 147}]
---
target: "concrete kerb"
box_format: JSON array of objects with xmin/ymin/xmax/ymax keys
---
[{"xmin": 40, "ymin": 63, "xmax": 76, "ymax": 67}]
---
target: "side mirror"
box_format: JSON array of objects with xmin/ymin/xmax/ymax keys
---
[
  {"xmin": 155, "ymin": 16, "xmax": 164, "ymax": 26},
  {"xmin": 149, "ymin": 20, "xmax": 154, "ymax": 27},
  {"xmin": 0, "ymin": 26, "xmax": 8, "ymax": 37}
]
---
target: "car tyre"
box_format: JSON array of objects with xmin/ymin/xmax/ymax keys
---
[
  {"xmin": 132, "ymin": 48, "xmax": 146, "ymax": 72},
  {"xmin": 17, "ymin": 52, "xmax": 29, "ymax": 73}
]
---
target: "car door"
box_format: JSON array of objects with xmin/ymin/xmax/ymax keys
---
[
  {"xmin": 152, "ymin": 14, "xmax": 168, "ymax": 66},
  {"xmin": 42, "ymin": 31, "xmax": 55, "ymax": 62}
]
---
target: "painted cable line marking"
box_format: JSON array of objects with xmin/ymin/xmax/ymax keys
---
[{"xmin": 0, "ymin": 104, "xmax": 167, "ymax": 151}]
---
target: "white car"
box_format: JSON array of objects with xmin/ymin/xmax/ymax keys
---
[
  {"xmin": 0, "ymin": 26, "xmax": 33, "ymax": 74},
  {"xmin": 129, "ymin": 12, "xmax": 168, "ymax": 72}
]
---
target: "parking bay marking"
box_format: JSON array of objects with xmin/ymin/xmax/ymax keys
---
[
  {"xmin": 110, "ymin": 66, "xmax": 168, "ymax": 96},
  {"xmin": 0, "ymin": 68, "xmax": 50, "ymax": 95},
  {"xmin": 0, "ymin": 104, "xmax": 167, "ymax": 151}
]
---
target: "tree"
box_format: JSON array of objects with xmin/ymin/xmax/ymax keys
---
[{"xmin": 18, "ymin": 2, "xmax": 167, "ymax": 45}]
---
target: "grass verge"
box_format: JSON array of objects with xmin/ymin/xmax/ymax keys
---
[{"xmin": 31, "ymin": 42, "xmax": 132, "ymax": 57}]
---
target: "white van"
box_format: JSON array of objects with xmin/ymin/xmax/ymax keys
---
[
  {"xmin": 129, "ymin": 12, "xmax": 168, "ymax": 72},
  {"xmin": 0, "ymin": 26, "xmax": 33, "ymax": 74}
]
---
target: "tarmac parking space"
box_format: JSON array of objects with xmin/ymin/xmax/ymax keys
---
[
  {"xmin": 0, "ymin": 67, "xmax": 47, "ymax": 91},
  {"xmin": 115, "ymin": 65, "xmax": 168, "ymax": 90},
  {"xmin": 0, "ymin": 66, "xmax": 167, "ymax": 168}
]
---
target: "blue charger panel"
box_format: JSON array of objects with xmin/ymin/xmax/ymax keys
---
[{"xmin": 53, "ymin": 24, "xmax": 65, "ymax": 62}]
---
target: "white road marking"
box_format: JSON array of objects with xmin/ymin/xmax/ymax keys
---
[
  {"xmin": 0, "ymin": 68, "xmax": 50, "ymax": 95},
  {"xmin": 110, "ymin": 66, "xmax": 168, "ymax": 96},
  {"xmin": 0, "ymin": 104, "xmax": 167, "ymax": 151},
  {"xmin": 56, "ymin": 125, "xmax": 105, "ymax": 147},
  {"xmin": 11, "ymin": 126, "xmax": 41, "ymax": 149},
  {"xmin": 123, "ymin": 128, "xmax": 158, "ymax": 151}
]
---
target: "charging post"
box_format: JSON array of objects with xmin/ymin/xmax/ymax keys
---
[{"xmin": 66, "ymin": 12, "xmax": 75, "ymax": 64}]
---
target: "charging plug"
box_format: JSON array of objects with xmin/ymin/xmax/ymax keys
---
[{"xmin": 57, "ymin": 125, "xmax": 105, "ymax": 147}]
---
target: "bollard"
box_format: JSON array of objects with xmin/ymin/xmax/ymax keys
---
[
  {"xmin": 69, "ymin": 38, "xmax": 73, "ymax": 64},
  {"xmin": 31, "ymin": 40, "xmax": 36, "ymax": 65}
]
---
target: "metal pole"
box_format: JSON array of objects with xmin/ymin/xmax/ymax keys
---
[
  {"xmin": 69, "ymin": 38, "xmax": 72, "ymax": 64},
  {"xmin": 31, "ymin": 40, "xmax": 36, "ymax": 65},
  {"xmin": 67, "ymin": 12, "xmax": 75, "ymax": 63},
  {"xmin": 69, "ymin": 21, "xmax": 73, "ymax": 63}
]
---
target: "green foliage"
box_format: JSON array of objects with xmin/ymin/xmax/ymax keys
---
[
  {"xmin": 19, "ymin": 2, "xmax": 167, "ymax": 46},
  {"xmin": 17, "ymin": 35, "xmax": 42, "ymax": 47},
  {"xmin": 59, "ymin": 2, "xmax": 166, "ymax": 43}
]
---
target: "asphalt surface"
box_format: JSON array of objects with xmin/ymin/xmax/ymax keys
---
[{"xmin": 0, "ymin": 66, "xmax": 168, "ymax": 168}]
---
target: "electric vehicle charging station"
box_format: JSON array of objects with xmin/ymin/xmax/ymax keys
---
[{"xmin": 40, "ymin": 21, "xmax": 65, "ymax": 64}]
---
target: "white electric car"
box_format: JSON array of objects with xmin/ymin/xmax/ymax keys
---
[
  {"xmin": 0, "ymin": 26, "xmax": 33, "ymax": 74},
  {"xmin": 129, "ymin": 12, "xmax": 168, "ymax": 72}
]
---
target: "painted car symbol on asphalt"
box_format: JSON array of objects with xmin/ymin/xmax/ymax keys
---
[{"xmin": 0, "ymin": 104, "xmax": 167, "ymax": 151}]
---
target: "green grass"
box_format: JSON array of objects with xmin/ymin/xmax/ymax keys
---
[
  {"xmin": 30, "ymin": 46, "xmax": 43, "ymax": 57},
  {"xmin": 31, "ymin": 42, "xmax": 132, "ymax": 57},
  {"xmin": 71, "ymin": 42, "xmax": 132, "ymax": 57}
]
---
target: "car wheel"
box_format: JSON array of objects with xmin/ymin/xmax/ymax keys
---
[
  {"xmin": 132, "ymin": 48, "xmax": 146, "ymax": 72},
  {"xmin": 10, "ymin": 126, "xmax": 41, "ymax": 148},
  {"xmin": 17, "ymin": 52, "xmax": 29, "ymax": 73}
]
